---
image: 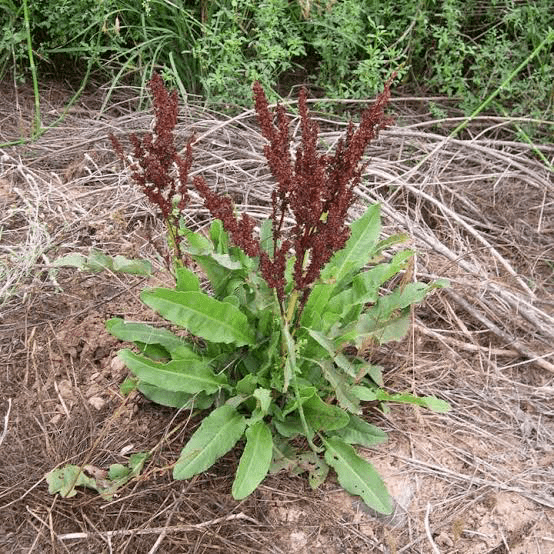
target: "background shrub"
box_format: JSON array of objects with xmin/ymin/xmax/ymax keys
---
[{"xmin": 1, "ymin": 0, "xmax": 552, "ymax": 118}]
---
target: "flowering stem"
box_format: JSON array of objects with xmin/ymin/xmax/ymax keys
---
[
  {"xmin": 166, "ymin": 221, "xmax": 183, "ymax": 269},
  {"xmin": 285, "ymin": 290, "xmax": 298, "ymax": 325},
  {"xmin": 280, "ymin": 318, "xmax": 321, "ymax": 453}
]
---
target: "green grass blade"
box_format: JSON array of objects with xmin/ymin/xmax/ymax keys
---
[{"xmin": 22, "ymin": 0, "xmax": 41, "ymax": 137}]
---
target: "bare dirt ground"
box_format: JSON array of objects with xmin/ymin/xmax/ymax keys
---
[{"xmin": 1, "ymin": 79, "xmax": 553, "ymax": 553}]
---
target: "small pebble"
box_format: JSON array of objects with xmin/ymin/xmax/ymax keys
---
[
  {"xmin": 110, "ymin": 356, "xmax": 126, "ymax": 373},
  {"xmin": 88, "ymin": 396, "xmax": 106, "ymax": 410},
  {"xmin": 436, "ymin": 531, "xmax": 454, "ymax": 547}
]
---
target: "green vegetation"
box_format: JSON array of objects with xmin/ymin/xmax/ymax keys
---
[
  {"xmin": 48, "ymin": 75, "xmax": 449, "ymax": 512},
  {"xmin": 1, "ymin": 0, "xmax": 552, "ymax": 118}
]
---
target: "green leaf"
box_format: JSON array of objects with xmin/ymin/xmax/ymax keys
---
[
  {"xmin": 53, "ymin": 250, "xmax": 146, "ymax": 274},
  {"xmin": 319, "ymin": 361, "xmax": 361, "ymax": 414},
  {"xmin": 301, "ymin": 282, "xmax": 335, "ymax": 328},
  {"xmin": 326, "ymin": 250, "xmax": 414, "ymax": 320},
  {"xmin": 259, "ymin": 218, "xmax": 274, "ymax": 256},
  {"xmin": 118, "ymin": 349, "xmax": 228, "ymax": 394},
  {"xmin": 222, "ymin": 294, "xmax": 240, "ymax": 307},
  {"xmin": 370, "ymin": 233, "xmax": 409, "ymax": 259},
  {"xmin": 210, "ymin": 219, "xmax": 229, "ymax": 253},
  {"xmin": 137, "ymin": 382, "xmax": 214, "ymax": 409},
  {"xmin": 274, "ymin": 415, "xmax": 308, "ymax": 438},
  {"xmin": 107, "ymin": 455, "xmax": 146, "ymax": 482},
  {"xmin": 307, "ymin": 457, "xmax": 329, "ymax": 489},
  {"xmin": 282, "ymin": 386, "xmax": 316, "ymax": 417},
  {"xmin": 86, "ymin": 249, "xmax": 114, "ymax": 271},
  {"xmin": 128, "ymin": 452, "xmax": 150, "ymax": 474},
  {"xmin": 419, "ymin": 396, "xmax": 451, "ymax": 413},
  {"xmin": 106, "ymin": 318, "xmax": 200, "ymax": 360},
  {"xmin": 332, "ymin": 415, "xmax": 388, "ymax": 447},
  {"xmin": 369, "ymin": 311, "xmax": 412, "ymax": 345},
  {"xmin": 174, "ymin": 405, "xmax": 246, "ymax": 480},
  {"xmin": 120, "ymin": 377, "xmax": 138, "ymax": 395},
  {"xmin": 269, "ymin": 441, "xmax": 328, "ymax": 487},
  {"xmin": 181, "ymin": 226, "xmax": 213, "ymax": 255},
  {"xmin": 46, "ymin": 465, "xmax": 99, "ymax": 498},
  {"xmin": 47, "ymin": 452, "xmax": 151, "ymax": 501},
  {"xmin": 209, "ymin": 253, "xmax": 244, "ymax": 270},
  {"xmin": 108, "ymin": 464, "xmax": 130, "ymax": 480},
  {"xmin": 322, "ymin": 436, "xmax": 393, "ymax": 515},
  {"xmin": 281, "ymin": 321, "xmax": 297, "ymax": 393},
  {"xmin": 269, "ymin": 440, "xmax": 299, "ymax": 473},
  {"xmin": 52, "ymin": 253, "xmax": 87, "ymax": 269},
  {"xmin": 336, "ymin": 309, "xmax": 411, "ymax": 347},
  {"xmin": 321, "ymin": 203, "xmax": 381, "ymax": 283},
  {"xmin": 175, "ymin": 267, "xmax": 201, "ymax": 292},
  {"xmin": 367, "ymin": 280, "xmax": 447, "ymax": 326},
  {"xmin": 294, "ymin": 452, "xmax": 330, "ymax": 489},
  {"xmin": 375, "ymin": 390, "xmax": 451, "ymax": 413},
  {"xmin": 306, "ymin": 329, "xmax": 357, "ymax": 377},
  {"xmin": 112, "ymin": 255, "xmax": 152, "ymax": 275},
  {"xmin": 377, "ymin": 282, "xmax": 430, "ymax": 313},
  {"xmin": 225, "ymin": 394, "xmax": 250, "ymax": 409},
  {"xmin": 140, "ymin": 288, "xmax": 256, "ymax": 346},
  {"xmin": 253, "ymin": 388, "xmax": 272, "ymax": 415},
  {"xmin": 133, "ymin": 342, "xmax": 171, "ymax": 361},
  {"xmin": 236, "ymin": 374, "xmax": 258, "ymax": 395},
  {"xmin": 232, "ymin": 421, "xmax": 273, "ymax": 499},
  {"xmin": 302, "ymin": 205, "xmax": 385, "ymax": 329},
  {"xmin": 351, "ymin": 385, "xmax": 378, "ymax": 401},
  {"xmin": 333, "ymin": 272, "xmax": 447, "ymax": 349},
  {"xmin": 367, "ymin": 365, "xmax": 384, "ymax": 386},
  {"xmin": 302, "ymin": 394, "xmax": 349, "ymax": 432},
  {"xmin": 192, "ymin": 255, "xmax": 234, "ymax": 295}
]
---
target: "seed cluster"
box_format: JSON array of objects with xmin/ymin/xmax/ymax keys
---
[{"xmin": 111, "ymin": 73, "xmax": 394, "ymax": 309}]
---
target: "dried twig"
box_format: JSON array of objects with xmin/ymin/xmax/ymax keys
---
[
  {"xmin": 446, "ymin": 289, "xmax": 554, "ymax": 373},
  {"xmin": 0, "ymin": 398, "xmax": 12, "ymax": 448},
  {"xmin": 424, "ymin": 503, "xmax": 441, "ymax": 554},
  {"xmin": 56, "ymin": 513, "xmax": 260, "ymax": 541}
]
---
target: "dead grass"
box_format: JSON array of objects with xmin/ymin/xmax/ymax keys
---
[{"xmin": 0, "ymin": 78, "xmax": 553, "ymax": 553}]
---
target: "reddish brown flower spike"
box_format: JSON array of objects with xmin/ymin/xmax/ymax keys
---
[
  {"xmin": 252, "ymin": 75, "xmax": 395, "ymax": 312},
  {"xmin": 109, "ymin": 73, "xmax": 194, "ymax": 263},
  {"xmin": 111, "ymin": 73, "xmax": 394, "ymax": 307}
]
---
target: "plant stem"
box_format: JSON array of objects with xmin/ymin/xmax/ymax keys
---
[
  {"xmin": 448, "ymin": 30, "xmax": 554, "ymax": 138},
  {"xmin": 0, "ymin": 33, "xmax": 95, "ymax": 148},
  {"xmin": 22, "ymin": 0, "xmax": 41, "ymax": 138},
  {"xmin": 285, "ymin": 290, "xmax": 298, "ymax": 324},
  {"xmin": 280, "ymin": 318, "xmax": 322, "ymax": 453},
  {"xmin": 499, "ymin": 106, "xmax": 553, "ymax": 172},
  {"xmin": 391, "ymin": 29, "xmax": 554, "ymax": 187}
]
